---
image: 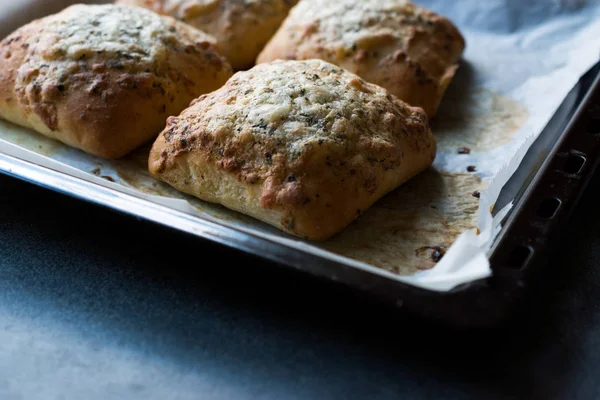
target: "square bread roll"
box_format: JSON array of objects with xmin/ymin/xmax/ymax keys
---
[
  {"xmin": 0, "ymin": 4, "xmax": 233, "ymax": 159},
  {"xmin": 149, "ymin": 60, "xmax": 436, "ymax": 240},
  {"xmin": 257, "ymin": 0, "xmax": 465, "ymax": 117},
  {"xmin": 115, "ymin": 0, "xmax": 299, "ymax": 70}
]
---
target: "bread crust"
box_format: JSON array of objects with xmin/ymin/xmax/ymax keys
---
[
  {"xmin": 257, "ymin": 0, "xmax": 465, "ymax": 117},
  {"xmin": 149, "ymin": 60, "xmax": 436, "ymax": 240},
  {"xmin": 116, "ymin": 0, "xmax": 299, "ymax": 70},
  {"xmin": 0, "ymin": 4, "xmax": 233, "ymax": 158}
]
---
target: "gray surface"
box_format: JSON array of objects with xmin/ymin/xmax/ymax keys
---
[{"xmin": 2, "ymin": 172, "xmax": 600, "ymax": 400}]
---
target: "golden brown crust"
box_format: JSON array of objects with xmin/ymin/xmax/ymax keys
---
[
  {"xmin": 0, "ymin": 4, "xmax": 233, "ymax": 158},
  {"xmin": 149, "ymin": 60, "xmax": 436, "ymax": 240},
  {"xmin": 257, "ymin": 0, "xmax": 465, "ymax": 116},
  {"xmin": 116, "ymin": 0, "xmax": 299, "ymax": 70}
]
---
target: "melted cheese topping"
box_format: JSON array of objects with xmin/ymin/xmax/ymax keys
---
[
  {"xmin": 20, "ymin": 4, "xmax": 215, "ymax": 84},
  {"xmin": 284, "ymin": 0, "xmax": 435, "ymax": 51},
  {"xmin": 166, "ymin": 60, "xmax": 427, "ymax": 170}
]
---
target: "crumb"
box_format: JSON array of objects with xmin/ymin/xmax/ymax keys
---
[
  {"xmin": 415, "ymin": 246, "xmax": 447, "ymax": 263},
  {"xmin": 472, "ymin": 191, "xmax": 481, "ymax": 198},
  {"xmin": 431, "ymin": 249, "xmax": 444, "ymax": 262},
  {"xmin": 467, "ymin": 165, "xmax": 476, "ymax": 172},
  {"xmin": 101, "ymin": 175, "xmax": 115, "ymax": 182},
  {"xmin": 458, "ymin": 147, "xmax": 471, "ymax": 154},
  {"xmin": 91, "ymin": 167, "xmax": 101, "ymax": 175}
]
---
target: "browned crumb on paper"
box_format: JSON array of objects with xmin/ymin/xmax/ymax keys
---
[
  {"xmin": 416, "ymin": 246, "xmax": 447, "ymax": 265},
  {"xmin": 319, "ymin": 169, "xmax": 486, "ymax": 276}
]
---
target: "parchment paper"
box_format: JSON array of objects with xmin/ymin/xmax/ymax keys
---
[{"xmin": 0, "ymin": 0, "xmax": 599, "ymax": 291}]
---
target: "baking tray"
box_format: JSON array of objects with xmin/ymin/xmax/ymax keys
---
[
  {"xmin": 2, "ymin": 61, "xmax": 598, "ymax": 327},
  {"xmin": 1, "ymin": 2, "xmax": 599, "ymax": 327}
]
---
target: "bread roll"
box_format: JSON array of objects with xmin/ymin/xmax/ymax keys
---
[
  {"xmin": 149, "ymin": 60, "xmax": 436, "ymax": 240},
  {"xmin": 257, "ymin": 0, "xmax": 465, "ymax": 117},
  {"xmin": 0, "ymin": 4, "xmax": 233, "ymax": 158},
  {"xmin": 116, "ymin": 0, "xmax": 299, "ymax": 70}
]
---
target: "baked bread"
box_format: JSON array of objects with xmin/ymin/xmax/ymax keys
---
[
  {"xmin": 257, "ymin": 0, "xmax": 465, "ymax": 117},
  {"xmin": 0, "ymin": 4, "xmax": 233, "ymax": 159},
  {"xmin": 115, "ymin": 0, "xmax": 299, "ymax": 70},
  {"xmin": 149, "ymin": 60, "xmax": 436, "ymax": 240}
]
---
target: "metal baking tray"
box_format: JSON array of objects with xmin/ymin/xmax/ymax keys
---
[
  {"xmin": 2, "ymin": 61, "xmax": 598, "ymax": 327},
  {"xmin": 1, "ymin": 2, "xmax": 599, "ymax": 327}
]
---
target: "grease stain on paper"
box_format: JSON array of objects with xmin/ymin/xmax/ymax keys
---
[
  {"xmin": 320, "ymin": 169, "xmax": 486, "ymax": 276},
  {"xmin": 0, "ymin": 120, "xmax": 64, "ymax": 157},
  {"xmin": 432, "ymin": 88, "xmax": 529, "ymax": 153}
]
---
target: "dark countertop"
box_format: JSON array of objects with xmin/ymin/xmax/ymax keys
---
[{"xmin": 2, "ymin": 170, "xmax": 600, "ymax": 400}]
